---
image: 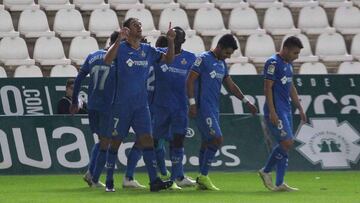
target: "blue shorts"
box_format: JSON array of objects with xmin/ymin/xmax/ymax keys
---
[
  {"xmin": 265, "ymin": 112, "xmax": 293, "ymax": 143},
  {"xmin": 152, "ymin": 105, "xmax": 188, "ymax": 141},
  {"xmin": 195, "ymin": 109, "xmax": 222, "ymax": 142},
  {"xmin": 88, "ymin": 109, "xmax": 113, "ymax": 137},
  {"xmin": 111, "ymin": 104, "xmax": 152, "ymax": 140}
]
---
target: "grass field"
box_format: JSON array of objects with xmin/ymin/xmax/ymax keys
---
[{"xmin": 0, "ymin": 171, "xmax": 358, "ymax": 203}]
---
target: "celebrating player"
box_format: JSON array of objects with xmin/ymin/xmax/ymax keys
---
[
  {"xmin": 103, "ymin": 18, "xmax": 175, "ymax": 192},
  {"xmin": 70, "ymin": 31, "xmax": 120, "ymax": 190}
]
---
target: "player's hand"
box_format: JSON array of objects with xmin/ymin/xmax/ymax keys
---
[
  {"xmin": 189, "ymin": 104, "xmax": 197, "ymax": 118},
  {"xmin": 246, "ymin": 102, "xmax": 258, "ymax": 115},
  {"xmin": 299, "ymin": 109, "xmax": 307, "ymax": 124},
  {"xmin": 166, "ymin": 22, "xmax": 176, "ymax": 41},
  {"xmin": 269, "ymin": 111, "xmax": 279, "ymax": 126},
  {"xmin": 119, "ymin": 27, "xmax": 130, "ymax": 41},
  {"xmin": 69, "ymin": 103, "xmax": 79, "ymax": 115}
]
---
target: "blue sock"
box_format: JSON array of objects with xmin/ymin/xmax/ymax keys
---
[
  {"xmin": 275, "ymin": 148, "xmax": 288, "ymax": 186},
  {"xmin": 155, "ymin": 146, "xmax": 167, "ymax": 175},
  {"xmin": 142, "ymin": 148, "xmax": 158, "ymax": 183},
  {"xmin": 178, "ymin": 158, "xmax": 185, "ymax": 179},
  {"xmin": 92, "ymin": 149, "xmax": 107, "ymax": 183},
  {"xmin": 106, "ymin": 148, "xmax": 118, "ymax": 183},
  {"xmin": 200, "ymin": 146, "xmax": 217, "ymax": 176},
  {"xmin": 263, "ymin": 144, "xmax": 283, "ymax": 173},
  {"xmin": 125, "ymin": 146, "xmax": 142, "ymax": 179},
  {"xmin": 170, "ymin": 147, "xmax": 184, "ymax": 181},
  {"xmin": 198, "ymin": 149, "xmax": 205, "ymax": 173},
  {"xmin": 89, "ymin": 143, "xmax": 100, "ymax": 175},
  {"xmin": 169, "ymin": 148, "xmax": 184, "ymax": 179}
]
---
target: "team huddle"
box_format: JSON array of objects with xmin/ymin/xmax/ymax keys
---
[{"xmin": 70, "ymin": 17, "xmax": 306, "ymax": 193}]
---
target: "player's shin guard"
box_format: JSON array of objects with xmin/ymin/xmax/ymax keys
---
[
  {"xmin": 200, "ymin": 146, "xmax": 218, "ymax": 176},
  {"xmin": 264, "ymin": 144, "xmax": 282, "ymax": 173},
  {"xmin": 92, "ymin": 149, "xmax": 107, "ymax": 183},
  {"xmin": 106, "ymin": 148, "xmax": 118, "ymax": 183},
  {"xmin": 125, "ymin": 146, "xmax": 142, "ymax": 179},
  {"xmin": 89, "ymin": 143, "xmax": 100, "ymax": 175},
  {"xmin": 143, "ymin": 148, "xmax": 158, "ymax": 183},
  {"xmin": 170, "ymin": 147, "xmax": 184, "ymax": 181},
  {"xmin": 155, "ymin": 141, "xmax": 167, "ymax": 176},
  {"xmin": 275, "ymin": 149, "xmax": 288, "ymax": 187}
]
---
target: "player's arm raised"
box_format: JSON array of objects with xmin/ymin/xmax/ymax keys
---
[
  {"xmin": 161, "ymin": 23, "xmax": 176, "ymax": 64},
  {"xmin": 104, "ymin": 27, "xmax": 129, "ymax": 65},
  {"xmin": 223, "ymin": 76, "xmax": 257, "ymax": 115},
  {"xmin": 186, "ymin": 70, "xmax": 199, "ymax": 118},
  {"xmin": 290, "ymin": 82, "xmax": 307, "ymax": 123}
]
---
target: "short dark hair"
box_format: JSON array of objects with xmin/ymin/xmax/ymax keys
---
[
  {"xmin": 123, "ymin": 17, "xmax": 138, "ymax": 28},
  {"xmin": 173, "ymin": 26, "xmax": 185, "ymax": 34},
  {"xmin": 155, "ymin": 35, "xmax": 168, "ymax": 47},
  {"xmin": 173, "ymin": 26, "xmax": 186, "ymax": 44},
  {"xmin": 110, "ymin": 31, "xmax": 119, "ymax": 46},
  {"xmin": 283, "ymin": 36, "xmax": 303, "ymax": 49},
  {"xmin": 66, "ymin": 78, "xmax": 74, "ymax": 88},
  {"xmin": 217, "ymin": 34, "xmax": 238, "ymax": 50}
]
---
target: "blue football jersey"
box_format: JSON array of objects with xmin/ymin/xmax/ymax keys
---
[
  {"xmin": 263, "ymin": 54, "xmax": 293, "ymax": 116},
  {"xmin": 153, "ymin": 48, "xmax": 196, "ymax": 110},
  {"xmin": 114, "ymin": 42, "xmax": 163, "ymax": 107},
  {"xmin": 191, "ymin": 51, "xmax": 229, "ymax": 112},
  {"xmin": 73, "ymin": 49, "xmax": 116, "ymax": 113}
]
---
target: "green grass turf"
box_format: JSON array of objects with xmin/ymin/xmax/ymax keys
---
[{"xmin": 0, "ymin": 171, "xmax": 358, "ymax": 203}]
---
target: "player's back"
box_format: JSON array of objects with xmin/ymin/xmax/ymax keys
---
[
  {"xmin": 263, "ymin": 54, "xmax": 293, "ymax": 116},
  {"xmin": 153, "ymin": 49, "xmax": 196, "ymax": 110},
  {"xmin": 82, "ymin": 49, "xmax": 116, "ymax": 113},
  {"xmin": 192, "ymin": 51, "xmax": 228, "ymax": 112}
]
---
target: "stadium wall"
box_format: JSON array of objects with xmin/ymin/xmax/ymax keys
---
[{"xmin": 0, "ymin": 75, "xmax": 359, "ymax": 174}]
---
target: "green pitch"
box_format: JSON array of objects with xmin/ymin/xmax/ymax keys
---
[{"xmin": 0, "ymin": 171, "xmax": 358, "ymax": 203}]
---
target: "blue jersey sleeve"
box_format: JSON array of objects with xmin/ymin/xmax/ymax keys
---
[
  {"xmin": 72, "ymin": 55, "xmax": 91, "ymax": 105},
  {"xmin": 264, "ymin": 59, "xmax": 278, "ymax": 81},
  {"xmin": 224, "ymin": 61, "xmax": 229, "ymax": 78},
  {"xmin": 151, "ymin": 47, "xmax": 166, "ymax": 72},
  {"xmin": 186, "ymin": 52, "xmax": 197, "ymax": 67},
  {"xmin": 147, "ymin": 44, "xmax": 163, "ymax": 65},
  {"xmin": 157, "ymin": 47, "xmax": 167, "ymax": 52},
  {"xmin": 190, "ymin": 56, "xmax": 204, "ymax": 74},
  {"xmin": 80, "ymin": 54, "xmax": 91, "ymax": 74}
]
